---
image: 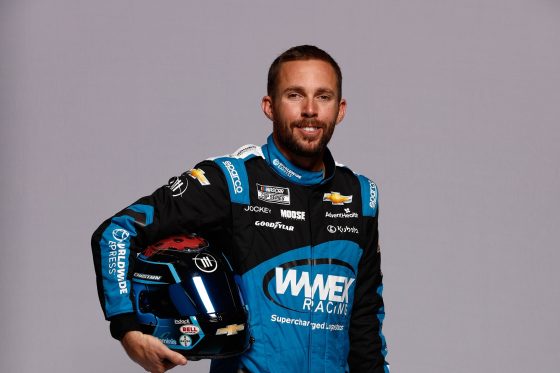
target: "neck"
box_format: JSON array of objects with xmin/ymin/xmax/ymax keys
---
[{"xmin": 272, "ymin": 133, "xmax": 324, "ymax": 172}]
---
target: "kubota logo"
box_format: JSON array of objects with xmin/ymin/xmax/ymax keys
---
[{"xmin": 323, "ymin": 192, "xmax": 353, "ymax": 205}]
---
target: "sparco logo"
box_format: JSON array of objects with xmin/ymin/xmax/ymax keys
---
[
  {"xmin": 327, "ymin": 225, "xmax": 359, "ymax": 234},
  {"xmin": 280, "ymin": 209, "xmax": 305, "ymax": 221},
  {"xmin": 368, "ymin": 180, "xmax": 378, "ymax": 209},
  {"xmin": 193, "ymin": 253, "xmax": 218, "ymax": 273},
  {"xmin": 272, "ymin": 158, "xmax": 302, "ymax": 179},
  {"xmin": 255, "ymin": 220, "xmax": 294, "ymax": 231},
  {"xmin": 222, "ymin": 160, "xmax": 243, "ymax": 194},
  {"xmin": 263, "ymin": 259, "xmax": 356, "ymax": 315}
]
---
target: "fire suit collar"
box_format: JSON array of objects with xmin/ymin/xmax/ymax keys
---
[{"xmin": 262, "ymin": 134, "xmax": 335, "ymax": 186}]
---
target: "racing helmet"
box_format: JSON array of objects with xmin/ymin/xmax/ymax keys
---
[{"xmin": 132, "ymin": 234, "xmax": 251, "ymax": 360}]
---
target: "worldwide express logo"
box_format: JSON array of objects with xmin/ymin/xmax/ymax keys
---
[{"xmin": 263, "ymin": 259, "xmax": 355, "ymax": 316}]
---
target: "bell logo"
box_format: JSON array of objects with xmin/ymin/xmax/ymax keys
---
[
  {"xmin": 179, "ymin": 325, "xmax": 199, "ymax": 335},
  {"xmin": 323, "ymin": 192, "xmax": 352, "ymax": 205}
]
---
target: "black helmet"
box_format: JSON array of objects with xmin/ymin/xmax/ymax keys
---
[{"xmin": 132, "ymin": 234, "xmax": 251, "ymax": 360}]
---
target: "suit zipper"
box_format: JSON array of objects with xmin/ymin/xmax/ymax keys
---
[{"xmin": 307, "ymin": 188, "xmax": 314, "ymax": 373}]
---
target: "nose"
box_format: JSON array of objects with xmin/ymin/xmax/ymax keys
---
[{"xmin": 301, "ymin": 98, "xmax": 318, "ymax": 118}]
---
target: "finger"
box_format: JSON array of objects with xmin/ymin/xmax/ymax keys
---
[
  {"xmin": 146, "ymin": 363, "xmax": 165, "ymax": 373},
  {"xmin": 162, "ymin": 359, "xmax": 177, "ymax": 370},
  {"xmin": 163, "ymin": 350, "xmax": 187, "ymax": 366}
]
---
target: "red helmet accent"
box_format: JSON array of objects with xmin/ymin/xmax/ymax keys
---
[{"xmin": 143, "ymin": 234, "xmax": 207, "ymax": 257}]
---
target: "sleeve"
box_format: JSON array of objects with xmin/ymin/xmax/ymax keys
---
[
  {"xmin": 347, "ymin": 177, "xmax": 389, "ymax": 372},
  {"xmin": 91, "ymin": 161, "xmax": 231, "ymax": 340}
]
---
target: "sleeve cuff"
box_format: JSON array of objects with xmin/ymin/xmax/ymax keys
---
[{"xmin": 109, "ymin": 313, "xmax": 142, "ymax": 340}]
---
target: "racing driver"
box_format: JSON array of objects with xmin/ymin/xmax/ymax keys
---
[{"xmin": 92, "ymin": 45, "xmax": 389, "ymax": 373}]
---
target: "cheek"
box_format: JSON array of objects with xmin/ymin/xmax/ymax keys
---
[
  {"xmin": 275, "ymin": 105, "xmax": 300, "ymax": 122},
  {"xmin": 320, "ymin": 107, "xmax": 339, "ymax": 121}
]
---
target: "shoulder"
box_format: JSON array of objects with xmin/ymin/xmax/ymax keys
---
[
  {"xmin": 202, "ymin": 144, "xmax": 264, "ymax": 204},
  {"xmin": 207, "ymin": 144, "xmax": 264, "ymax": 162},
  {"xmin": 335, "ymin": 162, "xmax": 379, "ymax": 217}
]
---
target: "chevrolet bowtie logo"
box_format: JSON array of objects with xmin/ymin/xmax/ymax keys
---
[
  {"xmin": 187, "ymin": 168, "xmax": 210, "ymax": 186},
  {"xmin": 323, "ymin": 192, "xmax": 353, "ymax": 205},
  {"xmin": 216, "ymin": 324, "xmax": 245, "ymax": 336}
]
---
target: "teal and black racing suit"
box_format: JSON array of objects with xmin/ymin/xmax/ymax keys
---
[{"xmin": 92, "ymin": 135, "xmax": 389, "ymax": 372}]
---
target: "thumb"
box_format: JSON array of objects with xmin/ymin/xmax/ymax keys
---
[{"xmin": 163, "ymin": 349, "xmax": 187, "ymax": 366}]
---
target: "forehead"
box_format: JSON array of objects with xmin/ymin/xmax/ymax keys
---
[{"xmin": 276, "ymin": 59, "xmax": 338, "ymax": 90}]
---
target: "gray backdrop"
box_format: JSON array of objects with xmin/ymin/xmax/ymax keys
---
[{"xmin": 1, "ymin": 1, "xmax": 559, "ymax": 372}]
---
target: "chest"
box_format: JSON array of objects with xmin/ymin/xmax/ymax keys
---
[{"xmin": 228, "ymin": 170, "xmax": 364, "ymax": 272}]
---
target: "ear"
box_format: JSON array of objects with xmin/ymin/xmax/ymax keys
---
[
  {"xmin": 335, "ymin": 98, "xmax": 347, "ymax": 125},
  {"xmin": 261, "ymin": 96, "xmax": 274, "ymax": 121}
]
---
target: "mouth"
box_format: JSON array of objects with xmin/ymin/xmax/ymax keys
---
[
  {"xmin": 299, "ymin": 125, "xmax": 321, "ymax": 133},
  {"xmin": 293, "ymin": 120, "xmax": 324, "ymax": 135}
]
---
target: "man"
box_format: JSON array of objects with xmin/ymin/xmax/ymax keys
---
[{"xmin": 92, "ymin": 45, "xmax": 389, "ymax": 373}]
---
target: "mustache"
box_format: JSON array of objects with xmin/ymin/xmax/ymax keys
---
[{"xmin": 292, "ymin": 119, "xmax": 327, "ymax": 128}]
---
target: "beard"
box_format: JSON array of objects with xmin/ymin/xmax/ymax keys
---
[{"xmin": 273, "ymin": 118, "xmax": 336, "ymax": 158}]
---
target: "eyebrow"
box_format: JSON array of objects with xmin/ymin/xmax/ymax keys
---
[{"xmin": 283, "ymin": 86, "xmax": 336, "ymax": 96}]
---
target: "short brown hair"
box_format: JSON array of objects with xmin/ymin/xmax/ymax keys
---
[{"xmin": 267, "ymin": 45, "xmax": 342, "ymax": 100}]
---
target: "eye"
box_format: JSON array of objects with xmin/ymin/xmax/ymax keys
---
[
  {"xmin": 317, "ymin": 94, "xmax": 332, "ymax": 101},
  {"xmin": 287, "ymin": 92, "xmax": 302, "ymax": 100}
]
